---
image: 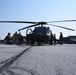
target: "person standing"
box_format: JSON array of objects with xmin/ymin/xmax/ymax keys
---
[
  {"xmin": 59, "ymin": 32, "xmax": 63, "ymax": 45},
  {"xmin": 18, "ymin": 32, "xmax": 23, "ymax": 45},
  {"xmin": 50, "ymin": 32, "xmax": 53, "ymax": 45},
  {"xmin": 4, "ymin": 33, "xmax": 11, "ymax": 44},
  {"xmin": 53, "ymin": 34, "xmax": 56, "ymax": 45},
  {"xmin": 13, "ymin": 31, "xmax": 19, "ymax": 44}
]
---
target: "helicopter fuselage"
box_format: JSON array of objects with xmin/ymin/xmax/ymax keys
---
[{"xmin": 26, "ymin": 27, "xmax": 51, "ymax": 45}]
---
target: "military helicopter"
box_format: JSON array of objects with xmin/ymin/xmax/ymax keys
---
[{"xmin": 0, "ymin": 20, "xmax": 75, "ymax": 45}]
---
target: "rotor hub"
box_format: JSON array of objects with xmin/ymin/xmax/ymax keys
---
[{"xmin": 37, "ymin": 21, "xmax": 47, "ymax": 25}]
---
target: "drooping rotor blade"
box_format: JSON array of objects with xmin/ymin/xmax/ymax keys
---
[
  {"xmin": 18, "ymin": 24, "xmax": 39, "ymax": 31},
  {"xmin": 47, "ymin": 24, "xmax": 75, "ymax": 31},
  {"xmin": 0, "ymin": 21, "xmax": 37, "ymax": 24},
  {"xmin": 48, "ymin": 20, "xmax": 76, "ymax": 23}
]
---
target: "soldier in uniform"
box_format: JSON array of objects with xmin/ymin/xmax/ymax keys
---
[
  {"xmin": 13, "ymin": 31, "xmax": 19, "ymax": 44},
  {"xmin": 59, "ymin": 32, "xmax": 63, "ymax": 45},
  {"xmin": 18, "ymin": 32, "xmax": 23, "ymax": 45},
  {"xmin": 53, "ymin": 34, "xmax": 56, "ymax": 45},
  {"xmin": 4, "ymin": 33, "xmax": 12, "ymax": 44},
  {"xmin": 50, "ymin": 32, "xmax": 53, "ymax": 45}
]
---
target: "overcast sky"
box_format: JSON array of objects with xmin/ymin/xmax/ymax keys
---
[{"xmin": 0, "ymin": 0, "xmax": 76, "ymax": 39}]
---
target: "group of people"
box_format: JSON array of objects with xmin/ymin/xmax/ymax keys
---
[
  {"xmin": 4, "ymin": 31, "xmax": 63, "ymax": 45},
  {"xmin": 4, "ymin": 31, "xmax": 23, "ymax": 45},
  {"xmin": 50, "ymin": 32, "xmax": 63, "ymax": 45}
]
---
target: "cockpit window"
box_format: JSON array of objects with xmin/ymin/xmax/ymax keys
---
[{"xmin": 34, "ymin": 27, "xmax": 49, "ymax": 34}]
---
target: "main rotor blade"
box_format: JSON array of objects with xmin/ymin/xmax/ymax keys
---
[
  {"xmin": 0, "ymin": 21, "xmax": 37, "ymax": 24},
  {"xmin": 18, "ymin": 24, "xmax": 39, "ymax": 31},
  {"xmin": 47, "ymin": 24, "xmax": 75, "ymax": 31},
  {"xmin": 48, "ymin": 20, "xmax": 76, "ymax": 23}
]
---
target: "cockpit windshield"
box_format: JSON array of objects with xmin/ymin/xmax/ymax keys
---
[{"xmin": 34, "ymin": 27, "xmax": 50, "ymax": 34}]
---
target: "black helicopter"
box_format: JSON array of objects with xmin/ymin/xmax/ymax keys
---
[{"xmin": 0, "ymin": 20, "xmax": 75, "ymax": 45}]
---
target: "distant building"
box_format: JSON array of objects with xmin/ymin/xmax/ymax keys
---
[
  {"xmin": 63, "ymin": 35, "xmax": 76, "ymax": 44},
  {"xmin": 0, "ymin": 40, "xmax": 4, "ymax": 44}
]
